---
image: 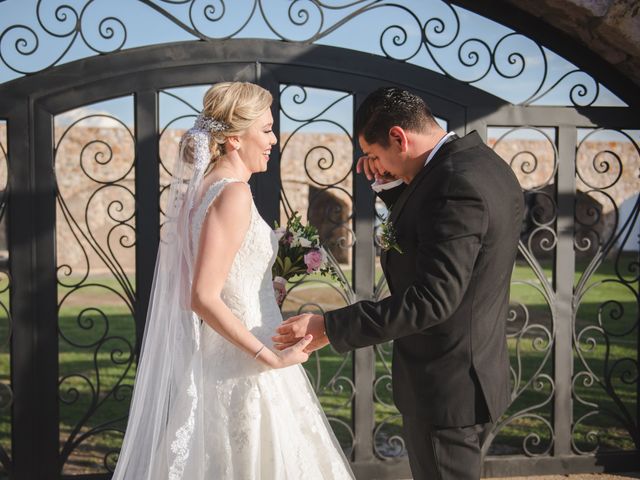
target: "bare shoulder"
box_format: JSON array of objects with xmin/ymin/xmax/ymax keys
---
[
  {"xmin": 206, "ymin": 181, "xmax": 252, "ymax": 226},
  {"xmin": 215, "ymin": 181, "xmax": 252, "ymax": 206}
]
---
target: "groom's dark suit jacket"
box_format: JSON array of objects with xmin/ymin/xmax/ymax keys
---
[{"xmin": 324, "ymin": 131, "xmax": 524, "ymax": 427}]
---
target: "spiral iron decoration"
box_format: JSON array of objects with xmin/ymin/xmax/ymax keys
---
[
  {"xmin": 285, "ymin": 295, "xmax": 355, "ymax": 454},
  {"xmin": 572, "ymin": 129, "xmax": 639, "ymax": 452},
  {"xmin": 279, "ymin": 84, "xmax": 356, "ymax": 453},
  {"xmin": 373, "ymin": 340, "xmax": 406, "ymax": 459},
  {"xmin": 54, "ymin": 108, "xmax": 137, "ymax": 473},
  {"xmin": 279, "ymin": 84, "xmax": 356, "ymax": 268},
  {"xmin": 158, "ymin": 88, "xmax": 204, "ymax": 239},
  {"xmin": 371, "ymin": 267, "xmax": 407, "ymax": 459},
  {"xmin": 484, "ymin": 127, "xmax": 558, "ymax": 456},
  {"xmin": 0, "ymin": 0, "xmax": 611, "ymax": 106}
]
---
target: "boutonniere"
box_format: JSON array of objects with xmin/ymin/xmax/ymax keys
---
[{"xmin": 377, "ymin": 214, "xmax": 403, "ymax": 254}]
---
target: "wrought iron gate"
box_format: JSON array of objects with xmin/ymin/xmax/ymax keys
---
[{"xmin": 0, "ymin": 39, "xmax": 637, "ymax": 479}]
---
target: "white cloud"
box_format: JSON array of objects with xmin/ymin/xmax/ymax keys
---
[{"xmin": 55, "ymin": 107, "xmax": 131, "ymax": 128}]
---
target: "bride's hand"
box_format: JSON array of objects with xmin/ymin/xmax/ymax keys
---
[{"xmin": 263, "ymin": 335, "xmax": 313, "ymax": 368}]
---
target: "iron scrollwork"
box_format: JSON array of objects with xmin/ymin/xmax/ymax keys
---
[
  {"xmin": 373, "ymin": 339, "xmax": 406, "ymax": 459},
  {"xmin": 371, "ymin": 266, "xmax": 407, "ymax": 459},
  {"xmin": 55, "ymin": 107, "xmax": 137, "ymax": 473},
  {"xmin": 486, "ymin": 127, "xmax": 558, "ymax": 456},
  {"xmin": 158, "ymin": 88, "xmax": 205, "ymax": 239},
  {"xmin": 279, "ymin": 84, "xmax": 356, "ymax": 454},
  {"xmin": 0, "ymin": 1, "xmax": 611, "ymax": 106},
  {"xmin": 572, "ymin": 129, "xmax": 639, "ymax": 453}
]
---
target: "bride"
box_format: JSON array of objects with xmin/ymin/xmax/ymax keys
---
[{"xmin": 112, "ymin": 82, "xmax": 354, "ymax": 479}]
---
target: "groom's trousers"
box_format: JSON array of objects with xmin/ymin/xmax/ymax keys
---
[{"xmin": 402, "ymin": 417, "xmax": 492, "ymax": 480}]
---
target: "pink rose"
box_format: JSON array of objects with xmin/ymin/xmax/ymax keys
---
[{"xmin": 304, "ymin": 249, "xmax": 324, "ymax": 273}]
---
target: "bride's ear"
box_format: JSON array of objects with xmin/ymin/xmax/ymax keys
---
[{"xmin": 227, "ymin": 135, "xmax": 241, "ymax": 152}]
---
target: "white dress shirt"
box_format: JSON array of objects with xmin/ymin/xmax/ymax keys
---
[{"xmin": 371, "ymin": 131, "xmax": 457, "ymax": 192}]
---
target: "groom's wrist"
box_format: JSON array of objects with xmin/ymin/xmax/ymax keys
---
[{"xmin": 321, "ymin": 308, "xmax": 353, "ymax": 355}]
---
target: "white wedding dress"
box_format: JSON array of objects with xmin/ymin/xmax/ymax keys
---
[{"xmin": 160, "ymin": 177, "xmax": 354, "ymax": 479}]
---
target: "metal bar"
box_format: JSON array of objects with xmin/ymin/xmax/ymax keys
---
[
  {"xmin": 0, "ymin": 40, "xmax": 501, "ymax": 112},
  {"xmin": 351, "ymin": 91, "xmax": 376, "ymax": 464},
  {"xmin": 134, "ymin": 90, "xmax": 160, "ymax": 358},
  {"xmin": 7, "ymin": 102, "xmax": 31, "ymax": 480},
  {"xmin": 448, "ymin": 0, "xmax": 639, "ymax": 111},
  {"xmin": 0, "ymin": 37, "xmax": 635, "ymax": 478},
  {"xmin": 1, "ymin": 38, "xmax": 633, "ymax": 127},
  {"xmin": 553, "ymin": 125, "xmax": 577, "ymax": 456},
  {"xmin": 54, "ymin": 451, "xmax": 640, "ymax": 479},
  {"xmin": 253, "ymin": 63, "xmax": 281, "ymax": 226},
  {"xmin": 466, "ymin": 107, "xmax": 488, "ymax": 140},
  {"xmin": 483, "ymin": 451, "xmax": 640, "ymax": 477},
  {"xmin": 351, "ymin": 459, "xmax": 411, "ymax": 479},
  {"xmin": 33, "ymin": 102, "xmax": 60, "ymax": 479},
  {"xmin": 352, "ymin": 452, "xmax": 640, "ymax": 480},
  {"xmin": 12, "ymin": 101, "xmax": 60, "ymax": 478},
  {"xmin": 466, "ymin": 104, "xmax": 638, "ymax": 131}
]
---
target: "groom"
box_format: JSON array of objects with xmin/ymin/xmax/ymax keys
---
[{"xmin": 273, "ymin": 87, "xmax": 524, "ymax": 480}]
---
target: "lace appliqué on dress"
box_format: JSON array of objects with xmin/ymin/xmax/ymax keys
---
[
  {"xmin": 169, "ymin": 177, "xmax": 355, "ymax": 479},
  {"xmin": 169, "ymin": 370, "xmax": 198, "ymax": 480}
]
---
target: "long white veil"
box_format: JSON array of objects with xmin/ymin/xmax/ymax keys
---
[{"xmin": 112, "ymin": 115, "xmax": 223, "ymax": 479}]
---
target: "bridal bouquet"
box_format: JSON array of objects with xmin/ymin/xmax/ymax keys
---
[{"xmin": 272, "ymin": 212, "xmax": 340, "ymax": 306}]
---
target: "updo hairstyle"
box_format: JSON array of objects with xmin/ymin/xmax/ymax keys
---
[{"xmin": 202, "ymin": 82, "xmax": 273, "ymax": 166}]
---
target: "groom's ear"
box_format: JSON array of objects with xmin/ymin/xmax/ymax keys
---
[{"xmin": 388, "ymin": 126, "xmax": 409, "ymax": 153}]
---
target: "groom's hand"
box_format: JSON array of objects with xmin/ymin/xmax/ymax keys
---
[
  {"xmin": 272, "ymin": 313, "xmax": 330, "ymax": 353},
  {"xmin": 357, "ymin": 155, "xmax": 389, "ymax": 181},
  {"xmin": 357, "ymin": 155, "xmax": 398, "ymax": 185}
]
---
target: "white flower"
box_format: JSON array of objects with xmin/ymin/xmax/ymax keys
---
[
  {"xmin": 291, "ymin": 232, "xmax": 312, "ymax": 248},
  {"xmin": 298, "ymin": 237, "xmax": 312, "ymax": 248},
  {"xmin": 290, "ymin": 233, "xmax": 300, "ymax": 247},
  {"xmin": 274, "ymin": 226, "xmax": 286, "ymax": 241}
]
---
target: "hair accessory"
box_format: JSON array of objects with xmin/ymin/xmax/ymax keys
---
[{"xmin": 194, "ymin": 113, "xmax": 229, "ymax": 133}]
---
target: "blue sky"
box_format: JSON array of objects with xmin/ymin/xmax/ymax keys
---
[{"xmin": 1, "ymin": 0, "xmax": 635, "ymax": 141}]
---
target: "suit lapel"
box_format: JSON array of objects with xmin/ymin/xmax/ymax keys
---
[
  {"xmin": 379, "ymin": 132, "xmax": 480, "ymax": 275},
  {"xmin": 380, "ymin": 155, "xmax": 435, "ymax": 278}
]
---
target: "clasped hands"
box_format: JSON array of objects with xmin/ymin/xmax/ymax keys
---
[{"xmin": 272, "ymin": 313, "xmax": 329, "ymax": 354}]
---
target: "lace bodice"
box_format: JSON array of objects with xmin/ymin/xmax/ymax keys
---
[{"xmin": 190, "ymin": 178, "xmax": 282, "ymax": 357}]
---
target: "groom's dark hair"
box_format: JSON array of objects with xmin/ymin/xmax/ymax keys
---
[{"xmin": 355, "ymin": 87, "xmax": 438, "ymax": 147}]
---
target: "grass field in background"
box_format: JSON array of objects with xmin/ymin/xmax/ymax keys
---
[{"xmin": 0, "ymin": 253, "xmax": 635, "ymax": 473}]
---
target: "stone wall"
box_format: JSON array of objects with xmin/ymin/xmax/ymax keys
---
[
  {"xmin": 0, "ymin": 124, "xmax": 637, "ymax": 273},
  {"xmin": 280, "ymin": 132, "xmax": 354, "ymax": 264},
  {"xmin": 54, "ymin": 125, "xmax": 136, "ymax": 276},
  {"xmin": 488, "ymin": 136, "xmax": 639, "ymax": 212}
]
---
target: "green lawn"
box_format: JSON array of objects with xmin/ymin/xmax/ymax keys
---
[{"xmin": 0, "ymin": 253, "xmax": 635, "ymax": 473}]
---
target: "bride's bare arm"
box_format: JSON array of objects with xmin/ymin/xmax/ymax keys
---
[{"xmin": 190, "ymin": 182, "xmax": 311, "ymax": 368}]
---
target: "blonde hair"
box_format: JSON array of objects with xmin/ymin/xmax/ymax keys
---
[{"xmin": 202, "ymin": 82, "xmax": 273, "ymax": 166}]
